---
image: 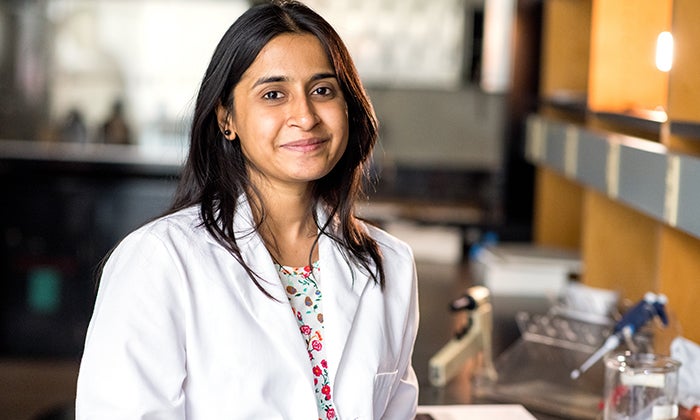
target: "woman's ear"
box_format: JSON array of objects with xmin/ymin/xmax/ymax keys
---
[{"xmin": 216, "ymin": 104, "xmax": 235, "ymax": 140}]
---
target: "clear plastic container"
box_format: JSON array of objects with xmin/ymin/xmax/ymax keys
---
[{"xmin": 603, "ymin": 351, "xmax": 681, "ymax": 420}]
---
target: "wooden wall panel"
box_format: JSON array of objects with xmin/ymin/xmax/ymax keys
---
[
  {"xmin": 533, "ymin": 167, "xmax": 582, "ymax": 249},
  {"xmin": 539, "ymin": 0, "xmax": 592, "ymax": 98},
  {"xmin": 658, "ymin": 226, "xmax": 700, "ymax": 344},
  {"xmin": 667, "ymin": 0, "xmax": 700, "ymax": 124},
  {"xmin": 581, "ymin": 190, "xmax": 659, "ymax": 299},
  {"xmin": 588, "ymin": 0, "xmax": 672, "ymax": 113}
]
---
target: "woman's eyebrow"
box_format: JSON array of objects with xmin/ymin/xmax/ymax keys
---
[
  {"xmin": 252, "ymin": 72, "xmax": 338, "ymax": 88},
  {"xmin": 310, "ymin": 72, "xmax": 337, "ymax": 82},
  {"xmin": 252, "ymin": 75, "xmax": 287, "ymax": 88}
]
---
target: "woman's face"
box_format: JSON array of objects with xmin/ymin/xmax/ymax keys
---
[{"xmin": 225, "ymin": 33, "xmax": 349, "ymax": 193}]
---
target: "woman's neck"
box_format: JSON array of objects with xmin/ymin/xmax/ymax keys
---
[{"xmin": 249, "ymin": 183, "xmax": 319, "ymax": 267}]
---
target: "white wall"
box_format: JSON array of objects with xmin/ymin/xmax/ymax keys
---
[
  {"xmin": 42, "ymin": 0, "xmax": 502, "ymax": 169},
  {"xmin": 47, "ymin": 0, "xmax": 248, "ymax": 147}
]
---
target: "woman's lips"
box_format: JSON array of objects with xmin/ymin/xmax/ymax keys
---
[{"xmin": 281, "ymin": 137, "xmax": 328, "ymax": 152}]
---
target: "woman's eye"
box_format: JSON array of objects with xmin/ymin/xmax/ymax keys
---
[
  {"xmin": 263, "ymin": 91, "xmax": 283, "ymax": 100},
  {"xmin": 313, "ymin": 86, "xmax": 333, "ymax": 97}
]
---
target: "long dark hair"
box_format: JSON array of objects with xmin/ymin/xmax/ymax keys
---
[{"xmin": 168, "ymin": 0, "xmax": 384, "ymax": 296}]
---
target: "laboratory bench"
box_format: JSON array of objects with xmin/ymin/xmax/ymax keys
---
[{"xmin": 412, "ymin": 262, "xmax": 576, "ymax": 420}]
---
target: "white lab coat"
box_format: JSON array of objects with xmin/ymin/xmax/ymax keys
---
[{"xmin": 75, "ymin": 197, "xmax": 419, "ymax": 419}]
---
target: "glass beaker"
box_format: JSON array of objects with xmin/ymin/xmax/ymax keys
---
[{"xmin": 603, "ymin": 351, "xmax": 681, "ymax": 420}]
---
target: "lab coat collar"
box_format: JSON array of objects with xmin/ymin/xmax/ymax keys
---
[{"xmin": 228, "ymin": 195, "xmax": 373, "ymax": 392}]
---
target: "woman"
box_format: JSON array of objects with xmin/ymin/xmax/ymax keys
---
[{"xmin": 76, "ymin": 1, "xmax": 419, "ymax": 419}]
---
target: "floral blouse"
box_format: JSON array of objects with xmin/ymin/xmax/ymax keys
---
[{"xmin": 276, "ymin": 261, "xmax": 337, "ymax": 420}]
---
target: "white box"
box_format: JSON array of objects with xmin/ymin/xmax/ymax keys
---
[
  {"xmin": 385, "ymin": 221, "xmax": 463, "ymax": 264},
  {"xmin": 472, "ymin": 244, "xmax": 581, "ymax": 297}
]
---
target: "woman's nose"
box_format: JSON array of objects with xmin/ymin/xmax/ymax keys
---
[{"xmin": 287, "ymin": 97, "xmax": 320, "ymax": 130}]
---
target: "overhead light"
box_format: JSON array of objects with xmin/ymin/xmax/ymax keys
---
[
  {"xmin": 655, "ymin": 31, "xmax": 673, "ymax": 72},
  {"xmin": 480, "ymin": 0, "xmax": 516, "ymax": 93}
]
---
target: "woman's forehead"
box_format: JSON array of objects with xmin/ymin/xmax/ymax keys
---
[{"xmin": 240, "ymin": 33, "xmax": 335, "ymax": 84}]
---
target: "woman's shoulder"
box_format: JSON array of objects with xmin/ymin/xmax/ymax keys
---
[
  {"xmin": 362, "ymin": 221, "xmax": 414, "ymax": 262},
  {"xmin": 101, "ymin": 206, "xmax": 213, "ymax": 278},
  {"xmin": 120, "ymin": 206, "xmax": 206, "ymax": 248}
]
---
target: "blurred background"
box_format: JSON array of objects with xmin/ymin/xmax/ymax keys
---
[{"xmin": 0, "ymin": 0, "xmax": 541, "ymax": 418}]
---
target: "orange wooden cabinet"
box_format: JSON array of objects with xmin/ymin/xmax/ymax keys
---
[{"xmin": 532, "ymin": 0, "xmax": 700, "ymax": 344}]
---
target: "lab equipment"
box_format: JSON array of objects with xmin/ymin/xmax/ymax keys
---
[
  {"xmin": 428, "ymin": 286, "xmax": 497, "ymax": 387},
  {"xmin": 571, "ymin": 292, "xmax": 669, "ymax": 380},
  {"xmin": 477, "ymin": 309, "xmax": 607, "ymax": 418},
  {"xmin": 603, "ymin": 351, "xmax": 681, "ymax": 420},
  {"xmin": 473, "ymin": 282, "xmax": 618, "ymax": 418}
]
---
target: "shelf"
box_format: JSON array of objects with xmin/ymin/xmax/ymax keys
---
[
  {"xmin": 670, "ymin": 121, "xmax": 700, "ymax": 140},
  {"xmin": 0, "ymin": 139, "xmax": 184, "ymax": 177},
  {"xmin": 676, "ymin": 155, "xmax": 700, "ymax": 237},
  {"xmin": 542, "ymin": 119, "xmax": 568, "ymax": 175},
  {"xmin": 539, "ymin": 92, "xmax": 587, "ymax": 120},
  {"xmin": 617, "ymin": 140, "xmax": 668, "ymax": 221},
  {"xmin": 526, "ymin": 114, "xmax": 700, "ymax": 241},
  {"xmin": 592, "ymin": 109, "xmax": 667, "ymax": 138},
  {"xmin": 575, "ymin": 129, "xmax": 608, "ymax": 192}
]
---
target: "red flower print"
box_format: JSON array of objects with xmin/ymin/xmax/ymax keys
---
[
  {"xmin": 321, "ymin": 359, "xmax": 328, "ymax": 369},
  {"xmin": 300, "ymin": 324, "xmax": 311, "ymax": 335},
  {"xmin": 321, "ymin": 384, "xmax": 331, "ymax": 395},
  {"xmin": 312, "ymin": 340, "xmax": 322, "ymax": 351},
  {"xmin": 314, "ymin": 378, "xmax": 318, "ymax": 385},
  {"xmin": 327, "ymin": 408, "xmax": 336, "ymax": 419},
  {"xmin": 313, "ymin": 365, "xmax": 322, "ymax": 376}
]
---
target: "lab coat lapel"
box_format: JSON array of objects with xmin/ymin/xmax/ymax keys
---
[
  {"xmin": 318, "ymin": 229, "xmax": 371, "ymax": 388},
  {"xmin": 230, "ymin": 200, "xmax": 315, "ymax": 391}
]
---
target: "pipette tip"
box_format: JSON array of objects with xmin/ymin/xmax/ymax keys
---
[{"xmin": 570, "ymin": 369, "xmax": 580, "ymax": 380}]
